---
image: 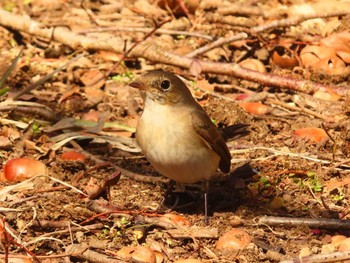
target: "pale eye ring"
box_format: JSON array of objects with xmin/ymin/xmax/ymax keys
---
[{"xmin": 160, "ymin": 80, "xmax": 170, "ymax": 90}]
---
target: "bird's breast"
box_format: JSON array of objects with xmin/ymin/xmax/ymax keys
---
[{"xmin": 136, "ymin": 101, "xmax": 220, "ymax": 183}]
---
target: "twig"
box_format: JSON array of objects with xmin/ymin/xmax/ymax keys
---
[
  {"xmin": 66, "ymin": 244, "xmax": 124, "ymax": 263},
  {"xmin": 24, "ymin": 223, "xmax": 105, "ymax": 246},
  {"xmin": 78, "ymin": 26, "xmax": 213, "ymax": 40},
  {"xmin": 266, "ymin": 98, "xmax": 330, "ymax": 121},
  {"xmin": 281, "ymin": 251, "xmax": 350, "ymax": 263},
  {"xmin": 0, "ymin": 218, "xmax": 40, "ymax": 263},
  {"xmin": 187, "ymin": 10, "xmax": 350, "ymax": 58},
  {"xmin": 258, "ymin": 216, "xmax": 350, "ymax": 229},
  {"xmin": 103, "ymin": 17, "xmax": 172, "ymax": 82},
  {"xmin": 175, "ymin": 0, "xmax": 191, "ymax": 18},
  {"xmin": 80, "ymin": 0, "xmax": 99, "ymax": 26},
  {"xmin": 164, "ymin": 227, "xmax": 218, "ymax": 239},
  {"xmin": 0, "ymin": 105, "xmax": 57, "ymax": 121},
  {"xmin": 0, "ymin": 253, "xmax": 72, "ymax": 260},
  {"xmin": 230, "ymin": 146, "xmax": 350, "ymax": 170},
  {"xmin": 0, "ymin": 10, "xmax": 347, "ymax": 96}
]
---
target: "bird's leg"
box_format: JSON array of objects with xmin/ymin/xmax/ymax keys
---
[{"xmin": 204, "ymin": 180, "xmax": 209, "ymax": 225}]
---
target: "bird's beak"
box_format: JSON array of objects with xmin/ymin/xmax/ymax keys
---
[{"xmin": 129, "ymin": 80, "xmax": 146, "ymax": 90}]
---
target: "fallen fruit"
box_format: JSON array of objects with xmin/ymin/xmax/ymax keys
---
[
  {"xmin": 238, "ymin": 102, "xmax": 269, "ymax": 115},
  {"xmin": 61, "ymin": 151, "xmax": 86, "ymax": 162},
  {"xmin": 3, "ymin": 158, "xmax": 47, "ymax": 182},
  {"xmin": 293, "ymin": 127, "xmax": 329, "ymax": 143},
  {"xmin": 216, "ymin": 228, "xmax": 252, "ymax": 250}
]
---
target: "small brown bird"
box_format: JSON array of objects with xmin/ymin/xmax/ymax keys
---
[{"xmin": 129, "ymin": 70, "xmax": 248, "ymax": 216}]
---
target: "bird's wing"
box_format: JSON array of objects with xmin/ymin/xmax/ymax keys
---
[
  {"xmin": 190, "ymin": 108, "xmax": 231, "ymax": 173},
  {"xmin": 220, "ymin": 123, "xmax": 250, "ymax": 142}
]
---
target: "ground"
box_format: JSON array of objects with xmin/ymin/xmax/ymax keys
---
[{"xmin": 0, "ymin": 0, "xmax": 350, "ymax": 262}]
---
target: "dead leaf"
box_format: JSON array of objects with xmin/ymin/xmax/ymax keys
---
[
  {"xmin": 239, "ymin": 59, "xmax": 266, "ymax": 73},
  {"xmin": 300, "ymin": 45, "xmax": 337, "ymax": 68},
  {"xmin": 272, "ymin": 50, "xmax": 299, "ymax": 68},
  {"xmin": 313, "ymin": 89, "xmax": 341, "ymax": 101},
  {"xmin": 322, "ymin": 18, "xmax": 341, "ymax": 37},
  {"xmin": 97, "ymin": 50, "xmax": 120, "ymax": 62},
  {"xmin": 80, "ymin": 69, "xmax": 105, "ymax": 89},
  {"xmin": 159, "ymin": 213, "xmax": 191, "ymax": 227},
  {"xmin": 189, "ymin": 59, "xmax": 202, "ymax": 77},
  {"xmin": 59, "ymin": 86, "xmax": 81, "ymax": 103},
  {"xmin": 197, "ymin": 79, "xmax": 214, "ymax": 92},
  {"xmin": 84, "ymin": 86, "xmax": 105, "ymax": 107},
  {"xmin": 321, "ymin": 31, "xmax": 350, "ymax": 63}
]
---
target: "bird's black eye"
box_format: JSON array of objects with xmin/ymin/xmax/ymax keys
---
[{"xmin": 160, "ymin": 80, "xmax": 170, "ymax": 90}]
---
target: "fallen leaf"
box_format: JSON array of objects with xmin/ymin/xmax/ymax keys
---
[
  {"xmin": 272, "ymin": 49, "xmax": 299, "ymax": 68},
  {"xmin": 338, "ymin": 238, "xmax": 350, "ymax": 252},
  {"xmin": 313, "ymin": 89, "xmax": 341, "ymax": 101},
  {"xmin": 197, "ymin": 79, "xmax": 214, "ymax": 92},
  {"xmin": 97, "ymin": 50, "xmax": 120, "ymax": 62},
  {"xmin": 84, "ymin": 177, "xmax": 105, "ymax": 200},
  {"xmin": 189, "ymin": 59, "xmax": 202, "ymax": 77},
  {"xmin": 312, "ymin": 57, "xmax": 347, "ymax": 75},
  {"xmin": 82, "ymin": 110, "xmax": 102, "ymax": 122},
  {"xmin": 116, "ymin": 246, "xmax": 135, "ymax": 261},
  {"xmin": 159, "ymin": 213, "xmax": 191, "ymax": 227},
  {"xmin": 321, "ymin": 31, "xmax": 350, "ymax": 63},
  {"xmin": 322, "ymin": 18, "xmax": 341, "ymax": 37},
  {"xmin": 59, "ymin": 86, "xmax": 81, "ymax": 103},
  {"xmin": 300, "ymin": 45, "xmax": 337, "ymax": 68},
  {"xmin": 80, "ymin": 69, "xmax": 105, "ymax": 89},
  {"xmin": 0, "ymin": 136, "xmax": 11, "ymax": 149},
  {"xmin": 131, "ymin": 246, "xmax": 157, "ymax": 263},
  {"xmin": 84, "ymin": 86, "xmax": 105, "ymax": 107},
  {"xmin": 239, "ymin": 58, "xmax": 266, "ymax": 73},
  {"xmin": 331, "ymin": 235, "xmax": 348, "ymax": 248}
]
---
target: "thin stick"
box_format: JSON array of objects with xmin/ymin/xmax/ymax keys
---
[
  {"xmin": 78, "ymin": 27, "xmax": 213, "ymax": 40},
  {"xmin": 187, "ymin": 10, "xmax": 350, "ymax": 58},
  {"xmin": 258, "ymin": 216, "xmax": 350, "ymax": 229}
]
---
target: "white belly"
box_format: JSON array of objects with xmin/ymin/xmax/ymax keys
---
[{"xmin": 136, "ymin": 101, "xmax": 220, "ymax": 184}]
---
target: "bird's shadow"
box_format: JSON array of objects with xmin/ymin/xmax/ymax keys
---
[{"xmin": 159, "ymin": 163, "xmax": 257, "ymax": 216}]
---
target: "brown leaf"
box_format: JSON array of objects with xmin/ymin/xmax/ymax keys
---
[
  {"xmin": 80, "ymin": 69, "xmax": 105, "ymax": 89},
  {"xmin": 313, "ymin": 89, "xmax": 341, "ymax": 101},
  {"xmin": 84, "ymin": 86, "xmax": 105, "ymax": 107},
  {"xmin": 300, "ymin": 45, "xmax": 337, "ymax": 68},
  {"xmin": 272, "ymin": 50, "xmax": 299, "ymax": 69},
  {"xmin": 321, "ymin": 31, "xmax": 350, "ymax": 63},
  {"xmin": 239, "ymin": 59, "xmax": 266, "ymax": 73},
  {"xmin": 189, "ymin": 59, "xmax": 202, "ymax": 77}
]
